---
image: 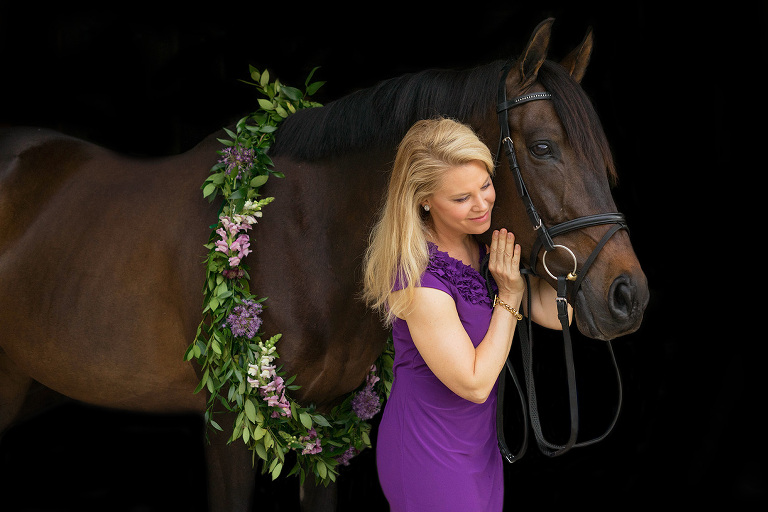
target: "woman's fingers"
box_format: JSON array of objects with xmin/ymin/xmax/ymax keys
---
[
  {"xmin": 488, "ymin": 229, "xmax": 499, "ymax": 266},
  {"xmin": 488, "ymin": 229, "xmax": 526, "ymax": 298},
  {"xmin": 489, "ymin": 229, "xmax": 523, "ymax": 288},
  {"xmin": 496, "ymin": 229, "xmax": 513, "ymax": 261},
  {"xmin": 511, "ymin": 240, "xmax": 521, "ymax": 270}
]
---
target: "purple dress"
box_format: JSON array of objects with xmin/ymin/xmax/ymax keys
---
[{"xmin": 376, "ymin": 242, "xmax": 503, "ymax": 511}]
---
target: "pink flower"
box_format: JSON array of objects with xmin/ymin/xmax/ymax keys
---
[{"xmin": 299, "ymin": 428, "xmax": 323, "ymax": 455}]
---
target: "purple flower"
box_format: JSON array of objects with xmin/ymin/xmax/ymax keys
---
[
  {"xmin": 351, "ymin": 386, "xmax": 381, "ymax": 420},
  {"xmin": 226, "ymin": 299, "xmax": 263, "ymax": 339},
  {"xmin": 222, "ymin": 268, "xmax": 245, "ymax": 279},
  {"xmin": 219, "ymin": 144, "xmax": 256, "ymax": 180},
  {"xmin": 335, "ymin": 445, "xmax": 358, "ymax": 466}
]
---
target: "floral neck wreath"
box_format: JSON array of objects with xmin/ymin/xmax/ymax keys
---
[{"xmin": 184, "ymin": 67, "xmax": 394, "ymax": 487}]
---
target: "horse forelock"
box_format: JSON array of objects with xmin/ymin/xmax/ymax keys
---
[
  {"xmin": 536, "ymin": 60, "xmax": 617, "ymax": 185},
  {"xmin": 269, "ymin": 62, "xmax": 501, "ymax": 160}
]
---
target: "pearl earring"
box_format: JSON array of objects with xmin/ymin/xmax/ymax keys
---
[{"xmin": 423, "ymin": 204, "xmax": 430, "ymax": 212}]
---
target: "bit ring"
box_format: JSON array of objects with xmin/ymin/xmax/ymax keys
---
[{"xmin": 542, "ymin": 245, "xmax": 578, "ymax": 281}]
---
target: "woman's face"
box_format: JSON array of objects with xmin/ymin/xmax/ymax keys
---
[{"xmin": 425, "ymin": 160, "xmax": 495, "ymax": 238}]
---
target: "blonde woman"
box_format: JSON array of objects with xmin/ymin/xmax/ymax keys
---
[{"xmin": 363, "ymin": 118, "xmax": 570, "ymax": 511}]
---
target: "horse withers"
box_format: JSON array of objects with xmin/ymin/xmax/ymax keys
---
[{"xmin": 0, "ymin": 18, "xmax": 648, "ymax": 511}]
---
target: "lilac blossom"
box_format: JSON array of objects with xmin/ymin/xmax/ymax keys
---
[
  {"xmin": 219, "ymin": 144, "xmax": 256, "ymax": 180},
  {"xmin": 335, "ymin": 445, "xmax": 358, "ymax": 466},
  {"xmin": 222, "ymin": 268, "xmax": 245, "ymax": 279},
  {"xmin": 351, "ymin": 365, "xmax": 382, "ymax": 420},
  {"xmin": 226, "ymin": 299, "xmax": 263, "ymax": 339}
]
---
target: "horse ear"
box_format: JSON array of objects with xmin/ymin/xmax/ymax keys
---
[
  {"xmin": 513, "ymin": 18, "xmax": 554, "ymax": 89},
  {"xmin": 560, "ymin": 27, "xmax": 594, "ymax": 83}
]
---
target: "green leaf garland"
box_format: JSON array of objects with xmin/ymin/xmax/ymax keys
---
[{"xmin": 184, "ymin": 67, "xmax": 393, "ymax": 486}]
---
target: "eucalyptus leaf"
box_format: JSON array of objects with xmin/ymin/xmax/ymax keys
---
[
  {"xmin": 271, "ymin": 462, "xmax": 283, "ymax": 480},
  {"xmin": 250, "ymin": 175, "xmax": 269, "ymax": 188},
  {"xmin": 254, "ymin": 440, "xmax": 268, "ymax": 461},
  {"xmin": 299, "ymin": 412, "xmax": 313, "ymax": 430},
  {"xmin": 312, "ymin": 414, "xmax": 331, "ymax": 428},
  {"xmin": 281, "ymin": 86, "xmax": 302, "ymax": 101},
  {"xmin": 316, "ymin": 460, "xmax": 327, "ymax": 479},
  {"xmin": 203, "ymin": 183, "xmax": 217, "ymax": 198},
  {"xmin": 245, "ymin": 399, "xmax": 257, "ymax": 423},
  {"xmin": 304, "ymin": 66, "xmax": 320, "ymax": 86},
  {"xmin": 306, "ymin": 81, "xmax": 326, "ymax": 96}
]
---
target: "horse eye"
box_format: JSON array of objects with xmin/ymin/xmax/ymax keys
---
[{"xmin": 530, "ymin": 142, "xmax": 552, "ymax": 157}]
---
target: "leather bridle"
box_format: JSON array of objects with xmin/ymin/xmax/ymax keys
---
[{"xmin": 490, "ymin": 61, "xmax": 628, "ymax": 461}]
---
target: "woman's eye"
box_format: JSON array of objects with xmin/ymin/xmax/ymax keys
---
[{"xmin": 530, "ymin": 142, "xmax": 552, "ymax": 157}]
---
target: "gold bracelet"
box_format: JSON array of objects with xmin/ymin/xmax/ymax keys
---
[{"xmin": 493, "ymin": 295, "xmax": 523, "ymax": 320}]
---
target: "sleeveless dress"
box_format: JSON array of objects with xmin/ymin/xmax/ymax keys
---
[{"xmin": 376, "ymin": 242, "xmax": 503, "ymax": 511}]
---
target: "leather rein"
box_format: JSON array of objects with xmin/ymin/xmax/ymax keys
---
[{"xmin": 488, "ymin": 61, "xmax": 627, "ymax": 461}]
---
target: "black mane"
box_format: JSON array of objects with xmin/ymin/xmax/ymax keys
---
[
  {"xmin": 270, "ymin": 62, "xmax": 502, "ymax": 160},
  {"xmin": 270, "ymin": 59, "xmax": 616, "ymax": 183}
]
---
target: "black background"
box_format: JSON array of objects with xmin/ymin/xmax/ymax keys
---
[{"xmin": 1, "ymin": 1, "xmax": 764, "ymax": 510}]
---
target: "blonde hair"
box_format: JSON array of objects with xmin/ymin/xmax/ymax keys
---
[{"xmin": 361, "ymin": 118, "xmax": 495, "ymax": 325}]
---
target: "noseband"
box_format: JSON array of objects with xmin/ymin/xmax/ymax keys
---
[{"xmin": 491, "ymin": 61, "xmax": 627, "ymax": 462}]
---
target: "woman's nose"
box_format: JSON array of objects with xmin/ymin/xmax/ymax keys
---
[{"xmin": 474, "ymin": 196, "xmax": 489, "ymax": 210}]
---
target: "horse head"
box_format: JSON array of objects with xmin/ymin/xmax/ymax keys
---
[{"xmin": 482, "ymin": 19, "xmax": 649, "ymax": 341}]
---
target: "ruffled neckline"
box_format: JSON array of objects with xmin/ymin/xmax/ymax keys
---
[{"xmin": 426, "ymin": 242, "xmax": 495, "ymax": 306}]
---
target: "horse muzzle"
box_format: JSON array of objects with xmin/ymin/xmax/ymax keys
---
[{"xmin": 573, "ymin": 270, "xmax": 649, "ymax": 341}]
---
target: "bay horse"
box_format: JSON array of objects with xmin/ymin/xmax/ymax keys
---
[{"xmin": 0, "ymin": 19, "xmax": 648, "ymax": 511}]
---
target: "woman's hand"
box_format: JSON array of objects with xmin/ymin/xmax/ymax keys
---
[{"xmin": 486, "ymin": 228, "xmax": 525, "ymax": 303}]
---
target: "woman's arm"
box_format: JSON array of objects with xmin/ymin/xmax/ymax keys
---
[{"xmin": 396, "ymin": 286, "xmax": 520, "ymax": 404}]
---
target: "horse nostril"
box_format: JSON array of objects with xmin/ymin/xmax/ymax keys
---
[{"xmin": 608, "ymin": 275, "xmax": 635, "ymax": 320}]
